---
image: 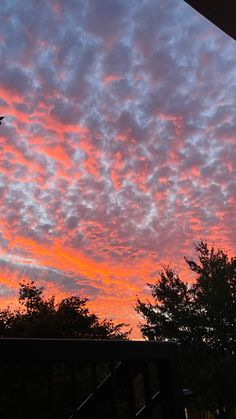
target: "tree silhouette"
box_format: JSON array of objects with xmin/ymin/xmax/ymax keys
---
[
  {"xmin": 0, "ymin": 281, "xmax": 130, "ymax": 339},
  {"xmin": 136, "ymin": 241, "xmax": 236, "ymax": 419},
  {"xmin": 0, "ymin": 282, "xmax": 130, "ymax": 417}
]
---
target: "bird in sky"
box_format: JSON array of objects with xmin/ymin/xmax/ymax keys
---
[{"xmin": 0, "ymin": 117, "xmax": 4, "ymax": 125}]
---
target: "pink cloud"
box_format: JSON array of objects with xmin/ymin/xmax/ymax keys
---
[{"xmin": 0, "ymin": 0, "xmax": 236, "ymax": 338}]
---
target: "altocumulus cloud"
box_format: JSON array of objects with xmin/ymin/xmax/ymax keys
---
[{"xmin": 0, "ymin": 0, "xmax": 236, "ymax": 335}]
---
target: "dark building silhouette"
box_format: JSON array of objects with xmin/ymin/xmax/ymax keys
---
[{"xmin": 184, "ymin": 0, "xmax": 236, "ymax": 40}]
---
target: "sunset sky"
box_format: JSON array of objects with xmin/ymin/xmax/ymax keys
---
[{"xmin": 0, "ymin": 0, "xmax": 236, "ymax": 338}]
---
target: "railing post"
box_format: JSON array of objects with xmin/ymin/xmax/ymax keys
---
[
  {"xmin": 143, "ymin": 361, "xmax": 152, "ymax": 419},
  {"xmin": 70, "ymin": 361, "xmax": 77, "ymax": 413},
  {"xmin": 91, "ymin": 361, "xmax": 99, "ymax": 419},
  {"xmin": 20, "ymin": 362, "xmax": 26, "ymax": 419},
  {"xmin": 110, "ymin": 361, "xmax": 117, "ymax": 419},
  {"xmin": 169, "ymin": 350, "xmax": 186, "ymax": 419},
  {"xmin": 127, "ymin": 361, "xmax": 136, "ymax": 419},
  {"xmin": 47, "ymin": 362, "xmax": 54, "ymax": 419},
  {"xmin": 158, "ymin": 350, "xmax": 185, "ymax": 419}
]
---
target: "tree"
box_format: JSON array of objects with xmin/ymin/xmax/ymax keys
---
[
  {"xmin": 135, "ymin": 241, "xmax": 236, "ymax": 418},
  {"xmin": 0, "ymin": 281, "xmax": 130, "ymax": 340},
  {"xmin": 0, "ymin": 282, "xmax": 130, "ymax": 418}
]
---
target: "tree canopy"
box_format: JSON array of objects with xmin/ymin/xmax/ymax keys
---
[
  {"xmin": 0, "ymin": 281, "xmax": 130, "ymax": 340},
  {"xmin": 136, "ymin": 241, "xmax": 236, "ymax": 418}
]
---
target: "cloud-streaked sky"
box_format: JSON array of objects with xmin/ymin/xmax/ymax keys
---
[{"xmin": 0, "ymin": 0, "xmax": 236, "ymax": 337}]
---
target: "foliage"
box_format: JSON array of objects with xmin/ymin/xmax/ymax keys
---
[
  {"xmin": 0, "ymin": 282, "xmax": 130, "ymax": 418},
  {"xmin": 0, "ymin": 281, "xmax": 130, "ymax": 340},
  {"xmin": 136, "ymin": 241, "xmax": 236, "ymax": 418}
]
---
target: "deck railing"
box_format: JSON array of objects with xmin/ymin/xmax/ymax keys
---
[{"xmin": 0, "ymin": 338, "xmax": 185, "ymax": 419}]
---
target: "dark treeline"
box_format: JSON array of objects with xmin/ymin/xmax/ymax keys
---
[
  {"xmin": 0, "ymin": 281, "xmax": 130, "ymax": 340},
  {"xmin": 0, "ymin": 283, "xmax": 130, "ymax": 417},
  {"xmin": 136, "ymin": 241, "xmax": 236, "ymax": 419},
  {"xmin": 0, "ymin": 240, "xmax": 235, "ymax": 418}
]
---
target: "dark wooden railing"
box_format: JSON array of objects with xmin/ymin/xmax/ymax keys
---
[{"xmin": 0, "ymin": 338, "xmax": 185, "ymax": 419}]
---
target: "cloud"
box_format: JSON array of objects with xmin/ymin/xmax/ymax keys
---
[
  {"xmin": 85, "ymin": 0, "xmax": 129, "ymax": 43},
  {"xmin": 0, "ymin": 67, "xmax": 31, "ymax": 95},
  {"xmin": 0, "ymin": 0, "xmax": 236, "ymax": 336}
]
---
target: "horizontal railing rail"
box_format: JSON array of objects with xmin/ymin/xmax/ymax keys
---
[
  {"xmin": 0, "ymin": 338, "xmax": 180, "ymax": 361},
  {"xmin": 0, "ymin": 338, "xmax": 185, "ymax": 419}
]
